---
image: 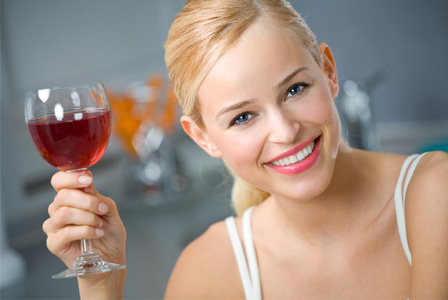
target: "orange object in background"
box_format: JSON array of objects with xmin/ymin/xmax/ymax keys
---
[
  {"xmin": 158, "ymin": 87, "xmax": 179, "ymax": 134},
  {"xmin": 107, "ymin": 74, "xmax": 179, "ymax": 159},
  {"xmin": 108, "ymin": 91, "xmax": 141, "ymax": 158}
]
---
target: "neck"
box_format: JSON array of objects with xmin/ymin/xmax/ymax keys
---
[{"xmin": 269, "ymin": 144, "xmax": 376, "ymax": 246}]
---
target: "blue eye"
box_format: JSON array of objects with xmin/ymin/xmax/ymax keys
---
[
  {"xmin": 286, "ymin": 82, "xmax": 309, "ymax": 99},
  {"xmin": 230, "ymin": 112, "xmax": 253, "ymax": 127},
  {"xmin": 288, "ymin": 86, "xmax": 302, "ymax": 96}
]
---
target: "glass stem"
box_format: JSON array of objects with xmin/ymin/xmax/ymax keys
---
[
  {"xmin": 80, "ymin": 239, "xmax": 93, "ymax": 255},
  {"xmin": 66, "ymin": 169, "xmax": 92, "ymax": 257}
]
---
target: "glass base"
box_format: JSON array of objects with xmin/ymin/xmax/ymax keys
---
[{"xmin": 52, "ymin": 253, "xmax": 126, "ymax": 279}]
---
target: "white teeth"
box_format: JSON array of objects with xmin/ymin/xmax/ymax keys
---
[
  {"xmin": 307, "ymin": 144, "xmax": 313, "ymax": 153},
  {"xmin": 297, "ymin": 151, "xmax": 305, "ymax": 161},
  {"xmin": 289, "ymin": 155, "xmax": 298, "ymax": 164},
  {"xmin": 303, "ymin": 147, "xmax": 309, "ymax": 156},
  {"xmin": 271, "ymin": 140, "xmax": 315, "ymax": 167}
]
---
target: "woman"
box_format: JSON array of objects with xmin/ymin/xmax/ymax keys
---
[{"xmin": 44, "ymin": 0, "xmax": 448, "ymax": 298}]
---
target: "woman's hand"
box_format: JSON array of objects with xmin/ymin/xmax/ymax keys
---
[{"xmin": 43, "ymin": 170, "xmax": 126, "ymax": 298}]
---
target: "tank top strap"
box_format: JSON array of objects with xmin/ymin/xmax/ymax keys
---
[
  {"xmin": 225, "ymin": 206, "xmax": 261, "ymax": 300},
  {"xmin": 242, "ymin": 206, "xmax": 261, "ymax": 299},
  {"xmin": 394, "ymin": 153, "xmax": 427, "ymax": 265}
]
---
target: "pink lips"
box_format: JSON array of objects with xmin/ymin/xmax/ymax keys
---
[{"xmin": 266, "ymin": 136, "xmax": 321, "ymax": 175}]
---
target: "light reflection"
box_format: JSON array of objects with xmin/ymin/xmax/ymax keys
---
[
  {"xmin": 54, "ymin": 103, "xmax": 64, "ymax": 121},
  {"xmin": 74, "ymin": 113, "xmax": 83, "ymax": 120},
  {"xmin": 71, "ymin": 91, "xmax": 81, "ymax": 107},
  {"xmin": 38, "ymin": 89, "xmax": 51, "ymax": 103}
]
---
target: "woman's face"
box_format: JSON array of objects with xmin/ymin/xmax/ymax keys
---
[{"xmin": 187, "ymin": 20, "xmax": 341, "ymax": 201}]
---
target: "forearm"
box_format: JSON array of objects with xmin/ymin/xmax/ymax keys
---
[{"xmin": 78, "ymin": 269, "xmax": 126, "ymax": 300}]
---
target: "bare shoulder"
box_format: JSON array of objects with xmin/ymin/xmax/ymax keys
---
[
  {"xmin": 407, "ymin": 151, "xmax": 448, "ymax": 197},
  {"xmin": 406, "ymin": 151, "xmax": 448, "ymax": 297},
  {"xmin": 164, "ymin": 219, "xmax": 244, "ymax": 299},
  {"xmin": 417, "ymin": 150, "xmax": 448, "ymax": 171},
  {"xmin": 406, "ymin": 151, "xmax": 448, "ymax": 222}
]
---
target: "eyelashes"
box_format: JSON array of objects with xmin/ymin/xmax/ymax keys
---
[
  {"xmin": 228, "ymin": 81, "xmax": 310, "ymax": 128},
  {"xmin": 285, "ymin": 82, "xmax": 309, "ymax": 100},
  {"xmin": 229, "ymin": 112, "xmax": 255, "ymax": 127}
]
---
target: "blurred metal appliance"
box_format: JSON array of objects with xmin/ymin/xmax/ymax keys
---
[
  {"xmin": 336, "ymin": 70, "xmax": 387, "ymax": 151},
  {"xmin": 108, "ymin": 74, "xmax": 187, "ymax": 205}
]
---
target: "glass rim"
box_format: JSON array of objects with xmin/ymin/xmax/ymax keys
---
[
  {"xmin": 24, "ymin": 82, "xmax": 110, "ymax": 123},
  {"xmin": 25, "ymin": 82, "xmax": 106, "ymax": 95}
]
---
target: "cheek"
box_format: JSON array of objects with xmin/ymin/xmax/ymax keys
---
[
  {"xmin": 302, "ymin": 89, "xmax": 341, "ymax": 154},
  {"xmin": 329, "ymin": 107, "xmax": 341, "ymax": 158},
  {"xmin": 211, "ymin": 130, "xmax": 264, "ymax": 171},
  {"xmin": 302, "ymin": 88, "xmax": 340, "ymax": 126}
]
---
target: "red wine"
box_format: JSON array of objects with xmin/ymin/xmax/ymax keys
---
[{"xmin": 27, "ymin": 108, "xmax": 111, "ymax": 171}]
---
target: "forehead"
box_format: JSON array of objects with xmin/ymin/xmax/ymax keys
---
[{"xmin": 198, "ymin": 20, "xmax": 317, "ymax": 110}]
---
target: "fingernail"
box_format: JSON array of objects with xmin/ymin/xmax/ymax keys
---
[
  {"xmin": 98, "ymin": 203, "xmax": 109, "ymax": 214},
  {"xmin": 98, "ymin": 218, "xmax": 103, "ymax": 228},
  {"xmin": 78, "ymin": 175, "xmax": 92, "ymax": 185},
  {"xmin": 95, "ymin": 228, "xmax": 104, "ymax": 237}
]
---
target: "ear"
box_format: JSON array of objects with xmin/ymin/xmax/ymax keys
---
[
  {"xmin": 319, "ymin": 43, "xmax": 339, "ymax": 98},
  {"xmin": 180, "ymin": 115, "xmax": 223, "ymax": 158}
]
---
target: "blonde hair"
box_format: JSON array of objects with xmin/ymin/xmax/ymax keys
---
[{"xmin": 165, "ymin": 0, "xmax": 321, "ymax": 215}]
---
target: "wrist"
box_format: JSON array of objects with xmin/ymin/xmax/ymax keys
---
[{"xmin": 77, "ymin": 268, "xmax": 126, "ymax": 300}]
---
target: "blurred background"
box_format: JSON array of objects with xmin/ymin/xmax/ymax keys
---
[{"xmin": 1, "ymin": 0, "xmax": 447, "ymax": 299}]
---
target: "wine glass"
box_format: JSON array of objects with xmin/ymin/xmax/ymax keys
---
[{"xmin": 24, "ymin": 83, "xmax": 126, "ymax": 279}]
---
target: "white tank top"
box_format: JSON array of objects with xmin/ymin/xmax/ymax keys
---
[{"xmin": 225, "ymin": 153, "xmax": 427, "ymax": 299}]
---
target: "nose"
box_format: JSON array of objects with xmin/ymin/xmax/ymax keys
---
[{"xmin": 266, "ymin": 108, "xmax": 300, "ymax": 144}]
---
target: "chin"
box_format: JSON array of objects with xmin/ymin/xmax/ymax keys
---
[{"xmin": 271, "ymin": 163, "xmax": 335, "ymax": 202}]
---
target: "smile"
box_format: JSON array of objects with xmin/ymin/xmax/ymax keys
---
[
  {"xmin": 266, "ymin": 136, "xmax": 321, "ymax": 175},
  {"xmin": 270, "ymin": 140, "xmax": 316, "ymax": 166}
]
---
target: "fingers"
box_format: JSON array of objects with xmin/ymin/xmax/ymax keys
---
[
  {"xmin": 43, "ymin": 209, "xmax": 105, "ymax": 257},
  {"xmin": 43, "ymin": 214, "xmax": 104, "ymax": 236},
  {"xmin": 45, "ymin": 171, "xmax": 120, "ymax": 235},
  {"xmin": 49, "ymin": 188, "xmax": 108, "ymax": 217},
  {"xmin": 45, "ymin": 224, "xmax": 104, "ymax": 256},
  {"xmin": 44, "ymin": 171, "xmax": 124, "ymax": 265},
  {"xmin": 51, "ymin": 170, "xmax": 94, "ymax": 192},
  {"xmin": 49, "ymin": 169, "xmax": 119, "ymax": 218},
  {"xmin": 43, "ymin": 205, "xmax": 104, "ymax": 243},
  {"xmin": 48, "ymin": 206, "xmax": 103, "ymax": 231}
]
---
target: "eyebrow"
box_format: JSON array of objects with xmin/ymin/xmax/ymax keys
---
[
  {"xmin": 277, "ymin": 66, "xmax": 309, "ymax": 88},
  {"xmin": 216, "ymin": 67, "xmax": 309, "ymax": 119},
  {"xmin": 217, "ymin": 99, "xmax": 254, "ymax": 118}
]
